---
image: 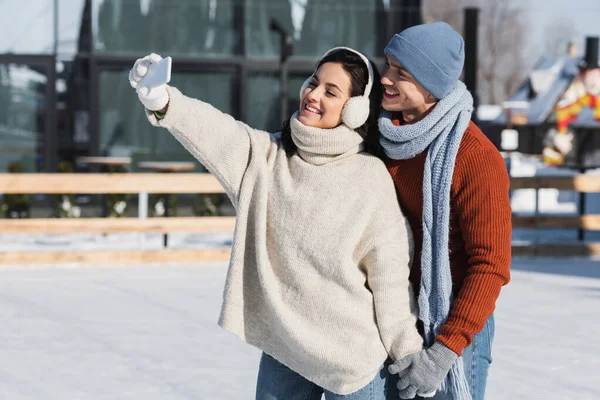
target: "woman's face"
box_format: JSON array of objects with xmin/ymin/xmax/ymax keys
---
[{"xmin": 298, "ymin": 62, "xmax": 352, "ymax": 129}]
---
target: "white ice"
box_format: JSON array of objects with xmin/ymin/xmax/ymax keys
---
[{"xmin": 1, "ymin": 257, "xmax": 599, "ymax": 400}]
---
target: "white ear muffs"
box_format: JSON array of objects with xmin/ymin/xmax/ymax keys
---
[
  {"xmin": 342, "ymin": 96, "xmax": 371, "ymax": 129},
  {"xmin": 324, "ymin": 46, "xmax": 374, "ymax": 129}
]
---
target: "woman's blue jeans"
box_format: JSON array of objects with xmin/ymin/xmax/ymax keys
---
[{"xmin": 255, "ymin": 353, "xmax": 396, "ymax": 400}]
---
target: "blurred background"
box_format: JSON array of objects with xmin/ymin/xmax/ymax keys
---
[
  {"xmin": 0, "ymin": 0, "xmax": 598, "ymax": 173},
  {"xmin": 1, "ymin": 0, "xmax": 600, "ymax": 222},
  {"xmin": 0, "ymin": 0, "xmax": 422, "ymax": 174}
]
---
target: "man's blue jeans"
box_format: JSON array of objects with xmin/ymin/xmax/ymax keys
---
[
  {"xmin": 255, "ymin": 353, "xmax": 396, "ymax": 400},
  {"xmin": 413, "ymin": 314, "xmax": 495, "ymax": 400}
]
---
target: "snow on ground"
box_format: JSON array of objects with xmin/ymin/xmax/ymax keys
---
[
  {"xmin": 1, "ymin": 258, "xmax": 599, "ymax": 400},
  {"xmin": 486, "ymin": 257, "xmax": 600, "ymax": 400},
  {"xmin": 0, "ymin": 232, "xmax": 234, "ymax": 252},
  {"xmin": 0, "ymin": 262, "xmax": 260, "ymax": 400}
]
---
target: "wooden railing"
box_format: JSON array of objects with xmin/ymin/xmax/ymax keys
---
[
  {"xmin": 0, "ymin": 173, "xmax": 599, "ymax": 264},
  {"xmin": 510, "ymin": 175, "xmax": 600, "ymax": 257},
  {"xmin": 0, "ymin": 173, "xmax": 225, "ymax": 194},
  {"xmin": 509, "ymin": 175, "xmax": 600, "ymax": 192},
  {"xmin": 0, "ymin": 173, "xmax": 234, "ymax": 264}
]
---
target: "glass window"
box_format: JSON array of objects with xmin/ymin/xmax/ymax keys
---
[
  {"xmin": 245, "ymin": 0, "xmax": 294, "ymax": 58},
  {"xmin": 92, "ymin": 0, "xmax": 237, "ymax": 56},
  {"xmin": 0, "ymin": 63, "xmax": 48, "ymax": 172},
  {"xmin": 57, "ymin": 0, "xmax": 88, "ymax": 59},
  {"xmin": 0, "ymin": 0, "xmax": 54, "ymax": 54},
  {"xmin": 246, "ymin": 0, "xmax": 381, "ymax": 58},
  {"xmin": 245, "ymin": 73, "xmax": 306, "ymax": 132},
  {"xmin": 0, "ymin": 0, "xmax": 85, "ymax": 57},
  {"xmin": 98, "ymin": 70, "xmax": 235, "ymax": 170}
]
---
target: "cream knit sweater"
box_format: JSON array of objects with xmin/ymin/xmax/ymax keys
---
[{"xmin": 147, "ymin": 86, "xmax": 423, "ymax": 395}]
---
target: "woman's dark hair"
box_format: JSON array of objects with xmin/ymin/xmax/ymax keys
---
[{"xmin": 280, "ymin": 48, "xmax": 383, "ymax": 156}]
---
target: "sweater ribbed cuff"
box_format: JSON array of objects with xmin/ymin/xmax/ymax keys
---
[{"xmin": 153, "ymin": 110, "xmax": 166, "ymax": 120}]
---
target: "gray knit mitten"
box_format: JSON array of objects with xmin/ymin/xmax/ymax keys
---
[{"xmin": 389, "ymin": 342, "xmax": 457, "ymax": 399}]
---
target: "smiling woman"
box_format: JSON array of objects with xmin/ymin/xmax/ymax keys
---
[{"xmin": 128, "ymin": 48, "xmax": 422, "ymax": 400}]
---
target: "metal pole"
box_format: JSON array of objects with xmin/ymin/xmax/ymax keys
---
[
  {"xmin": 279, "ymin": 56, "xmax": 288, "ymax": 124},
  {"xmin": 54, "ymin": 0, "xmax": 59, "ymax": 56},
  {"xmin": 270, "ymin": 18, "xmax": 293, "ymax": 124},
  {"xmin": 464, "ymin": 7, "xmax": 479, "ymax": 114},
  {"xmin": 48, "ymin": 0, "xmax": 58, "ymax": 172},
  {"xmin": 577, "ymin": 148, "xmax": 586, "ymax": 239},
  {"xmin": 578, "ymin": 186, "xmax": 586, "ymax": 241}
]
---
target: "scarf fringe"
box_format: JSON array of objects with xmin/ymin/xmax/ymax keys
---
[
  {"xmin": 426, "ymin": 323, "xmax": 472, "ymax": 399},
  {"xmin": 440, "ymin": 359, "xmax": 473, "ymax": 400}
]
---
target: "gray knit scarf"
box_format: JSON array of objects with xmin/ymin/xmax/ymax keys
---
[{"xmin": 378, "ymin": 81, "xmax": 474, "ymax": 400}]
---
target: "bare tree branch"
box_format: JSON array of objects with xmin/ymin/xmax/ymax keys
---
[
  {"xmin": 542, "ymin": 17, "xmax": 579, "ymax": 57},
  {"xmin": 422, "ymin": 0, "xmax": 529, "ymax": 104}
]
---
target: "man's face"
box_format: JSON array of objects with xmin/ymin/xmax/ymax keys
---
[{"xmin": 380, "ymin": 54, "xmax": 435, "ymax": 113}]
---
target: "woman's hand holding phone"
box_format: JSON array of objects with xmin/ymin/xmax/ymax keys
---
[{"xmin": 129, "ymin": 53, "xmax": 171, "ymax": 111}]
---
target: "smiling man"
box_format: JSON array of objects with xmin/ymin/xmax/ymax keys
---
[{"xmin": 378, "ymin": 22, "xmax": 512, "ymax": 400}]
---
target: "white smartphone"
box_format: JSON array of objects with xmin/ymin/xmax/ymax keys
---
[{"xmin": 140, "ymin": 56, "xmax": 172, "ymax": 89}]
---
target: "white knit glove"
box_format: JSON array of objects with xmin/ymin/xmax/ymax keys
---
[{"xmin": 129, "ymin": 53, "xmax": 169, "ymax": 111}]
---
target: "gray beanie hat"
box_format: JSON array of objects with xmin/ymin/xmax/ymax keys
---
[{"xmin": 384, "ymin": 22, "xmax": 465, "ymax": 99}]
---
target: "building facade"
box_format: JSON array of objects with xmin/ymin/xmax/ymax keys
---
[{"xmin": 0, "ymin": 0, "xmax": 421, "ymax": 173}]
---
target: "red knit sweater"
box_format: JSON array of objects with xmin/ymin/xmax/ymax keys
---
[{"xmin": 385, "ymin": 117, "xmax": 511, "ymax": 356}]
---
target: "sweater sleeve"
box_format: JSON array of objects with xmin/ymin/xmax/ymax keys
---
[
  {"xmin": 146, "ymin": 85, "xmax": 275, "ymax": 202},
  {"xmin": 435, "ymin": 147, "xmax": 512, "ymax": 355},
  {"xmin": 362, "ymin": 195, "xmax": 424, "ymax": 362}
]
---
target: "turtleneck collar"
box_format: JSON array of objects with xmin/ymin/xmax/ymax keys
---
[{"xmin": 290, "ymin": 112, "xmax": 365, "ymax": 165}]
